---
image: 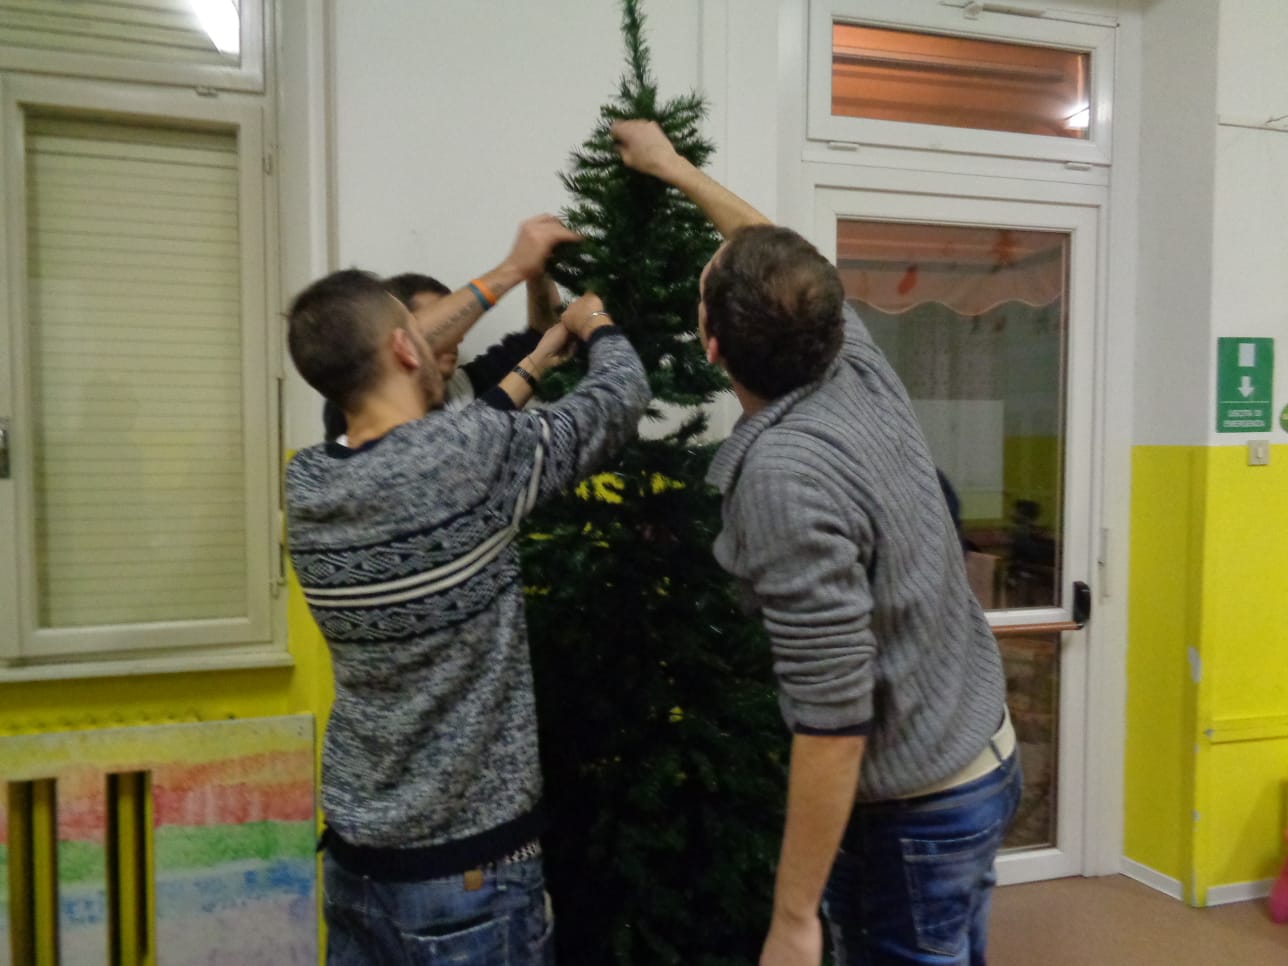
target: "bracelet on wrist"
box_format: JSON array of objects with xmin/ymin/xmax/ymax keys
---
[
  {"xmin": 467, "ymin": 278, "xmax": 497, "ymax": 311},
  {"xmin": 511, "ymin": 364, "xmax": 538, "ymax": 390},
  {"xmin": 586, "ymin": 310, "xmax": 612, "ymax": 326}
]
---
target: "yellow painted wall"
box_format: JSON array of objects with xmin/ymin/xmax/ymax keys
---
[
  {"xmin": 1201, "ymin": 741, "xmax": 1288, "ymax": 890},
  {"xmin": 1199, "ymin": 448, "xmax": 1288, "ymax": 718},
  {"xmin": 1126, "ymin": 443, "xmax": 1288, "ymax": 903},
  {"xmin": 1125, "ymin": 445, "xmax": 1203, "ymax": 883},
  {"xmin": 1191, "ymin": 445, "xmax": 1288, "ymax": 902}
]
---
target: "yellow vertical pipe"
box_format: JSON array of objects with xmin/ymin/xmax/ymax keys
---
[
  {"xmin": 106, "ymin": 771, "xmax": 154, "ymax": 966},
  {"xmin": 31, "ymin": 779, "xmax": 58, "ymax": 966},
  {"xmin": 106, "ymin": 775, "xmax": 118, "ymax": 965},
  {"xmin": 115, "ymin": 774, "xmax": 142, "ymax": 965},
  {"xmin": 142, "ymin": 772, "xmax": 155, "ymax": 966},
  {"xmin": 6, "ymin": 783, "xmax": 35, "ymax": 966}
]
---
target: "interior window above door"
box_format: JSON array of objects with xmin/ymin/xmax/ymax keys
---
[
  {"xmin": 808, "ymin": 0, "xmax": 1116, "ymax": 165},
  {"xmin": 831, "ymin": 23, "xmax": 1091, "ymax": 139}
]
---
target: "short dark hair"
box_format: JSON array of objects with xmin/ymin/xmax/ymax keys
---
[
  {"xmin": 701, "ymin": 225, "xmax": 845, "ymax": 399},
  {"xmin": 286, "ymin": 269, "xmax": 403, "ymax": 410},
  {"xmin": 384, "ymin": 272, "xmax": 451, "ymax": 308}
]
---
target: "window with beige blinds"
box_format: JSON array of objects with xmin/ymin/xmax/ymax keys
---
[
  {"xmin": 25, "ymin": 113, "xmax": 248, "ymax": 629},
  {"xmin": 0, "ymin": 0, "xmax": 262, "ymax": 91}
]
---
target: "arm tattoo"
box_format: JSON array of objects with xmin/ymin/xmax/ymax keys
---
[{"xmin": 423, "ymin": 299, "xmax": 480, "ymax": 344}]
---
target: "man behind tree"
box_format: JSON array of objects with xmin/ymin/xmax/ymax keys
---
[
  {"xmin": 285, "ymin": 214, "xmax": 650, "ymax": 965},
  {"xmin": 613, "ymin": 120, "xmax": 1019, "ymax": 966},
  {"xmin": 323, "ymin": 272, "xmax": 562, "ymax": 441}
]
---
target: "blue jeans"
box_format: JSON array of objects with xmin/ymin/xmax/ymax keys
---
[
  {"xmin": 822, "ymin": 750, "xmax": 1022, "ymax": 965},
  {"xmin": 323, "ymin": 853, "xmax": 554, "ymax": 965}
]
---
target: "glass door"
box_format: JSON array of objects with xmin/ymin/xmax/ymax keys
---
[{"xmin": 817, "ymin": 188, "xmax": 1100, "ymax": 883}]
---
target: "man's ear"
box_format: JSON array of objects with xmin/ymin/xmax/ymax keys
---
[
  {"xmin": 705, "ymin": 333, "xmax": 722, "ymax": 367},
  {"xmin": 390, "ymin": 328, "xmax": 421, "ymax": 371}
]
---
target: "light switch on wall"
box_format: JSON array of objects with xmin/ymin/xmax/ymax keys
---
[{"xmin": 1248, "ymin": 440, "xmax": 1270, "ymax": 466}]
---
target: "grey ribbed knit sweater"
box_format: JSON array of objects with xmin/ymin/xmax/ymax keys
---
[
  {"xmin": 708, "ymin": 305, "xmax": 1006, "ymax": 801},
  {"xmin": 287, "ymin": 329, "xmax": 649, "ymax": 854}
]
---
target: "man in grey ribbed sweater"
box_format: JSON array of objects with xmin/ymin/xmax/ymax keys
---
[
  {"xmin": 615, "ymin": 123, "xmax": 1019, "ymax": 966},
  {"xmin": 285, "ymin": 215, "xmax": 651, "ymax": 965}
]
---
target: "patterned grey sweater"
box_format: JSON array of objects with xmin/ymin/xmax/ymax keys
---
[
  {"xmin": 708, "ymin": 305, "xmax": 1006, "ymax": 801},
  {"xmin": 288, "ymin": 329, "xmax": 649, "ymax": 855}
]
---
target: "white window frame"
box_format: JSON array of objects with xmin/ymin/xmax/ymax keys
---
[
  {"xmin": 807, "ymin": 0, "xmax": 1117, "ymax": 166},
  {"xmin": 0, "ymin": 2, "xmax": 265, "ymax": 94},
  {"xmin": 0, "ymin": 73, "xmax": 282, "ymax": 671}
]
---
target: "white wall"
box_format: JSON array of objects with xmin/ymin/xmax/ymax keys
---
[
  {"xmin": 1216, "ymin": 0, "xmax": 1288, "ymax": 123},
  {"xmin": 1134, "ymin": 0, "xmax": 1221, "ymax": 447},
  {"xmin": 331, "ymin": 0, "xmax": 696, "ymax": 296},
  {"xmin": 1210, "ymin": 0, "xmax": 1288, "ymax": 446},
  {"xmin": 1133, "ymin": 0, "xmax": 1288, "ymax": 448}
]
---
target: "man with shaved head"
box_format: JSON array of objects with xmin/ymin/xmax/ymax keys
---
[{"xmin": 285, "ymin": 214, "xmax": 650, "ymax": 965}]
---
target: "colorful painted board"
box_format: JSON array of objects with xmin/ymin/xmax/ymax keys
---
[{"xmin": 0, "ymin": 716, "xmax": 315, "ymax": 965}]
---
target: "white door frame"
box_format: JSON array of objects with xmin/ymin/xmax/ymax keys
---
[{"xmin": 814, "ymin": 169, "xmax": 1116, "ymax": 885}]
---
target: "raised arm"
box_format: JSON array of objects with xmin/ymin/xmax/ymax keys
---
[
  {"xmin": 485, "ymin": 322, "xmax": 575, "ymax": 410},
  {"xmin": 459, "ymin": 288, "xmax": 647, "ymax": 522},
  {"xmin": 412, "ymin": 214, "xmax": 579, "ymax": 354},
  {"xmin": 518, "ymin": 291, "xmax": 648, "ymax": 505},
  {"xmin": 611, "ymin": 119, "xmax": 770, "ymax": 238},
  {"xmin": 458, "ymin": 276, "xmax": 563, "ymax": 396},
  {"xmin": 527, "ymin": 275, "xmax": 561, "ymax": 333}
]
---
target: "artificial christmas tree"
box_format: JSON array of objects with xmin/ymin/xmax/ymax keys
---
[{"xmin": 521, "ymin": 2, "xmax": 789, "ymax": 963}]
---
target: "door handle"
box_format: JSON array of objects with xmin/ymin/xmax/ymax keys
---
[
  {"xmin": 1073, "ymin": 580, "xmax": 1091, "ymax": 628},
  {"xmin": 0, "ymin": 418, "xmax": 8, "ymax": 479}
]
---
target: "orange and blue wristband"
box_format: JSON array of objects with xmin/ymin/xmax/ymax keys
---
[{"xmin": 467, "ymin": 278, "xmax": 497, "ymax": 311}]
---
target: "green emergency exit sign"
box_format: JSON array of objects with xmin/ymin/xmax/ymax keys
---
[{"xmin": 1216, "ymin": 338, "xmax": 1274, "ymax": 433}]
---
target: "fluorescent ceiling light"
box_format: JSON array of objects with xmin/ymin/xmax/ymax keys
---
[
  {"xmin": 1065, "ymin": 104, "xmax": 1090, "ymax": 129},
  {"xmin": 189, "ymin": 0, "xmax": 240, "ymax": 56}
]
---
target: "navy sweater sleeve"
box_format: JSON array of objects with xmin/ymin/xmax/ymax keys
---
[{"xmin": 460, "ymin": 329, "xmax": 543, "ymax": 395}]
